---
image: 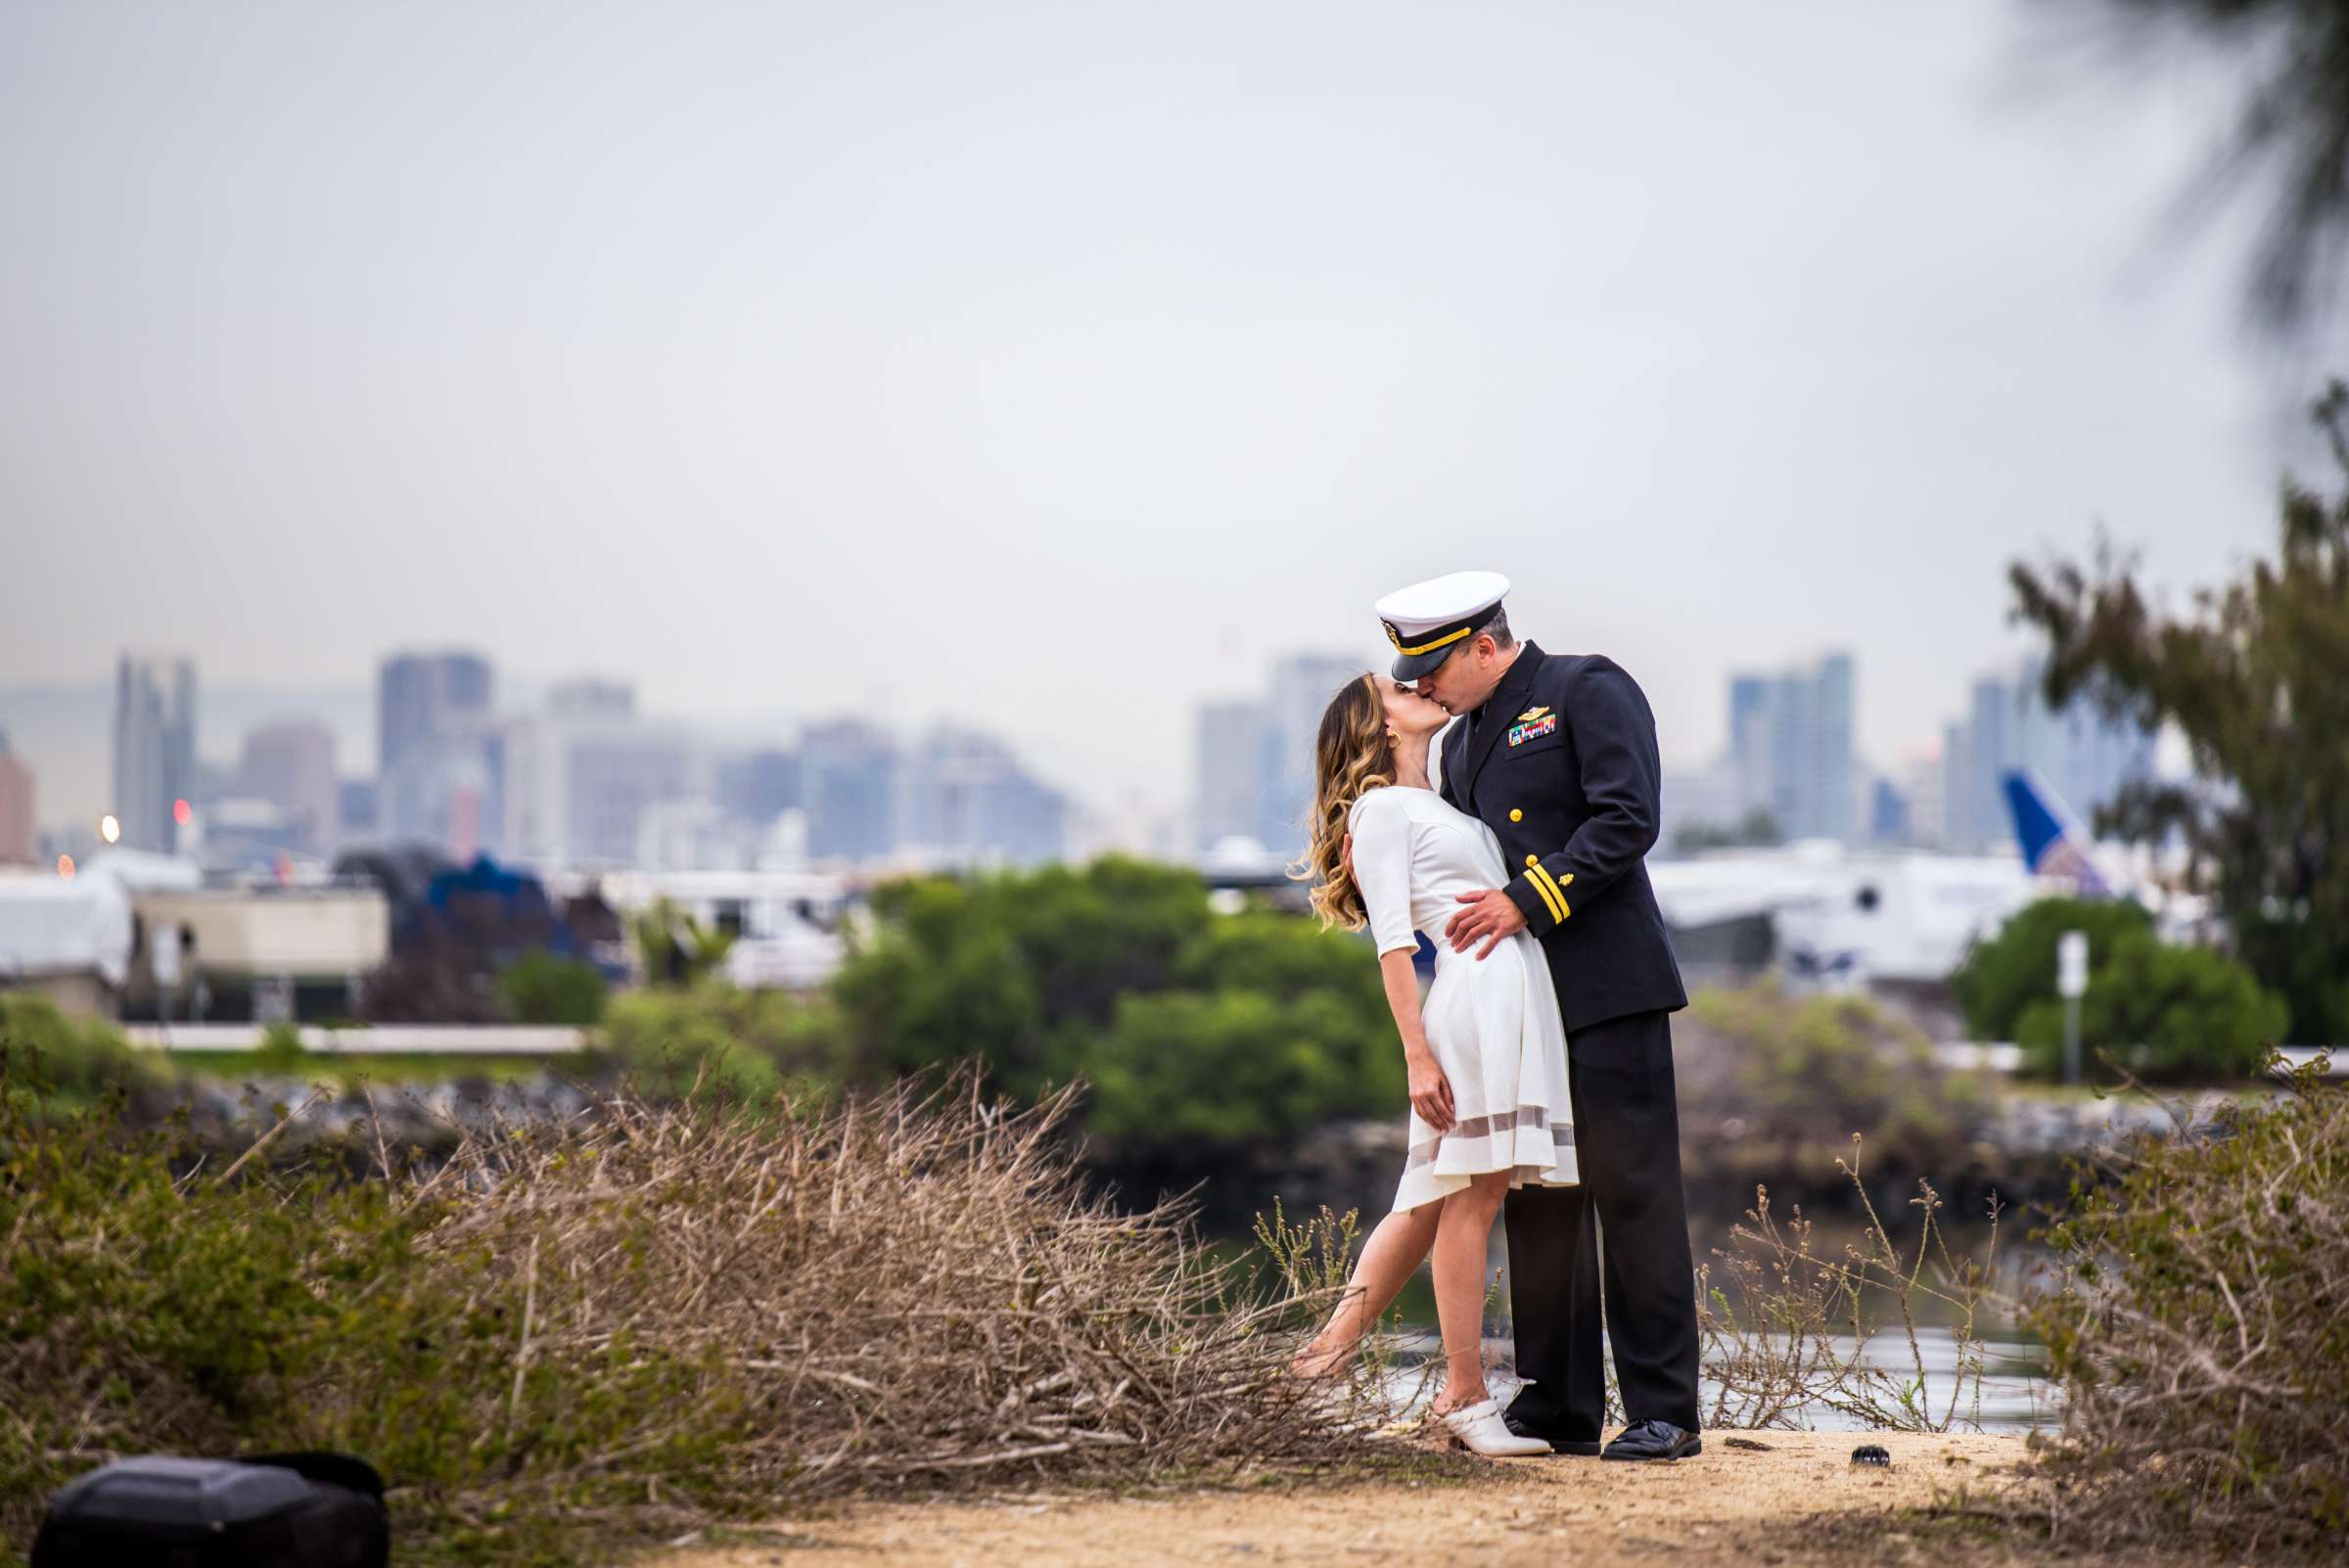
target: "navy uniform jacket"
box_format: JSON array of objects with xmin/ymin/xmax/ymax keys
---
[{"xmin": 1438, "ymin": 641, "xmax": 1687, "ymax": 1033}]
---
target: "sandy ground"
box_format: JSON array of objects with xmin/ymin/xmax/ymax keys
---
[{"xmin": 651, "ymin": 1431, "xmax": 2112, "ymax": 1568}]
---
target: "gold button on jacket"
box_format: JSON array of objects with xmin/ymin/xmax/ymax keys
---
[{"xmin": 1509, "ymin": 807, "xmax": 1523, "ymax": 822}]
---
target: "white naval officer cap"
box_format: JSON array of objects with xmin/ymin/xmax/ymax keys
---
[{"xmin": 1373, "ymin": 571, "xmax": 1511, "ymax": 681}]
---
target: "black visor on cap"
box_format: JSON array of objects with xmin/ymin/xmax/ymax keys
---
[{"xmin": 1384, "ymin": 603, "xmax": 1499, "ymax": 682}]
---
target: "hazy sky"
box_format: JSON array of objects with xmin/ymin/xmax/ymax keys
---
[{"xmin": 2, "ymin": 0, "xmax": 2337, "ymax": 828}]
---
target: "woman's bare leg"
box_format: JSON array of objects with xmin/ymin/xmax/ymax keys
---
[
  {"xmin": 1429, "ymin": 1171, "xmax": 1513, "ymax": 1413},
  {"xmin": 1292, "ymin": 1200, "xmax": 1441, "ymax": 1378}
]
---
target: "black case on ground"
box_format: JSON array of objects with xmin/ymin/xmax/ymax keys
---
[{"xmin": 29, "ymin": 1451, "xmax": 389, "ymax": 1568}]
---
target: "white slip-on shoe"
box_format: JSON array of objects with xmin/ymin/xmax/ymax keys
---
[{"xmin": 1439, "ymin": 1398, "xmax": 1554, "ymax": 1456}]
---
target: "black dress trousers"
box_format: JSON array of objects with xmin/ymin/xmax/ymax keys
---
[{"xmin": 1501, "ymin": 1006, "xmax": 1702, "ymax": 1438}]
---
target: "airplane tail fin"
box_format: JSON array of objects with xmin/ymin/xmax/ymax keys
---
[{"xmin": 2001, "ymin": 769, "xmax": 2111, "ymax": 897}]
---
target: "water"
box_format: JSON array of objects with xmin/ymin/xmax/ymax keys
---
[
  {"xmin": 1236, "ymin": 1204, "xmax": 2057, "ymax": 1432},
  {"xmin": 1368, "ymin": 1326, "xmax": 2051, "ymax": 1432}
]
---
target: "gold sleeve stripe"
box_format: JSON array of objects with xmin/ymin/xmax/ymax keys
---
[
  {"xmin": 1523, "ymin": 863, "xmax": 1568, "ymax": 924},
  {"xmin": 1529, "ymin": 863, "xmax": 1572, "ymax": 923}
]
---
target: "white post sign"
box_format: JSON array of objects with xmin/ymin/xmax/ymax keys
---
[
  {"xmin": 2057, "ymin": 930, "xmax": 2089, "ymax": 1084},
  {"xmin": 2057, "ymin": 931, "xmax": 2090, "ymax": 999}
]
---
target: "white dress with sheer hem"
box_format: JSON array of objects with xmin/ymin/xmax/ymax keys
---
[{"xmin": 1349, "ymin": 784, "xmax": 1579, "ymax": 1213}]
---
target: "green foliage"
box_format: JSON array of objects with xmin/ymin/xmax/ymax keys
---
[
  {"xmin": 1, "ymin": 1062, "xmax": 1356, "ymax": 1567},
  {"xmin": 2028, "ymin": 1059, "xmax": 2349, "ymax": 1550},
  {"xmin": 0, "ymin": 1055, "xmax": 760, "ymax": 1568},
  {"xmin": 2014, "ymin": 930, "xmax": 2289, "ymax": 1084},
  {"xmin": 1956, "ymin": 897, "xmax": 2284, "ymax": 1082},
  {"xmin": 1951, "ymin": 897, "xmax": 2154, "ymax": 1041},
  {"xmin": 1685, "ymin": 982, "xmax": 1991, "ymax": 1181},
  {"xmin": 631, "ymin": 898, "xmax": 739, "ymax": 990},
  {"xmin": 252, "ymin": 1021, "xmax": 308, "ymax": 1076},
  {"xmin": 166, "ymin": 1049, "xmax": 570, "ymax": 1084},
  {"xmin": 591, "ymin": 985, "xmax": 843, "ymax": 1106},
  {"xmin": 2009, "ymin": 384, "xmax": 2349, "ymax": 1041},
  {"xmin": 1082, "ymin": 988, "xmax": 1393, "ymax": 1146},
  {"xmin": 496, "ymin": 950, "xmax": 609, "ymax": 1025},
  {"xmin": 0, "ymin": 993, "xmax": 163, "ymax": 1109},
  {"xmin": 834, "ymin": 860, "xmax": 1396, "ymax": 1152}
]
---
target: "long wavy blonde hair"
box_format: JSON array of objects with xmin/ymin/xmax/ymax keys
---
[{"xmin": 1291, "ymin": 673, "xmax": 1394, "ymax": 930}]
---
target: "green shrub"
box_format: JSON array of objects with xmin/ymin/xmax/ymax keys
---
[
  {"xmin": 2014, "ymin": 930, "xmax": 2288, "ymax": 1083},
  {"xmin": 0, "ymin": 1062, "xmax": 1352, "ymax": 1567},
  {"xmin": 0, "ymin": 993, "xmax": 163, "ymax": 1110},
  {"xmin": 1953, "ymin": 897, "xmax": 2286, "ymax": 1082},
  {"xmin": 496, "ymin": 950, "xmax": 609, "ymax": 1025},
  {"xmin": 590, "ymin": 985, "xmax": 843, "ymax": 1106},
  {"xmin": 1682, "ymin": 982, "xmax": 1994, "ymax": 1182},
  {"xmin": 2029, "ymin": 1059, "xmax": 2349, "ymax": 1551},
  {"xmin": 1082, "ymin": 987, "xmax": 1399, "ymax": 1146},
  {"xmin": 833, "ymin": 861, "xmax": 1398, "ymax": 1154},
  {"xmin": 1950, "ymin": 897, "xmax": 2154, "ymax": 1040},
  {"xmin": 251, "ymin": 1020, "xmax": 308, "ymax": 1076}
]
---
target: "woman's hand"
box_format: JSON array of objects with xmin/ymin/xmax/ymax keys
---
[{"xmin": 1405, "ymin": 1051, "xmax": 1455, "ymax": 1133}]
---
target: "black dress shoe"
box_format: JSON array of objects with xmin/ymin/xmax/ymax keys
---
[
  {"xmin": 1601, "ymin": 1418, "xmax": 1702, "ymax": 1461},
  {"xmin": 1499, "ymin": 1411, "xmax": 1602, "ymax": 1456}
]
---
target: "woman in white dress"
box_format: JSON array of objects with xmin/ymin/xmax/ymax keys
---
[{"xmin": 1291, "ymin": 673, "xmax": 1578, "ymax": 1456}]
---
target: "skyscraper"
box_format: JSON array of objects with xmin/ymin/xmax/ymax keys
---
[
  {"xmin": 0, "ymin": 731, "xmax": 33, "ymax": 863},
  {"xmin": 716, "ymin": 747, "xmax": 802, "ymax": 828},
  {"xmin": 1940, "ymin": 662, "xmax": 2155, "ymax": 853},
  {"xmin": 904, "ymin": 728, "xmax": 1069, "ymax": 867},
  {"xmin": 1726, "ymin": 674, "xmax": 1771, "ymax": 813},
  {"xmin": 496, "ymin": 680, "xmax": 706, "ymax": 868},
  {"xmin": 379, "ymin": 651, "xmax": 493, "ymax": 779},
  {"xmin": 113, "ymin": 654, "xmax": 197, "ymax": 853},
  {"xmin": 377, "ymin": 651, "xmax": 495, "ymax": 853},
  {"xmin": 1723, "ymin": 652, "xmax": 1857, "ymax": 842},
  {"xmin": 1193, "ymin": 700, "xmax": 1270, "ymax": 852},
  {"xmin": 237, "ymin": 719, "xmax": 338, "ymax": 854},
  {"xmin": 801, "ymin": 720, "xmax": 900, "ymax": 863}
]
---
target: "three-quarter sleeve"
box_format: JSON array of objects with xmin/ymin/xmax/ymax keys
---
[{"xmin": 1348, "ymin": 790, "xmax": 1418, "ymax": 956}]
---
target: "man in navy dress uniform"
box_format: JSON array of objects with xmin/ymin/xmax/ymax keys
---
[{"xmin": 1375, "ymin": 570, "xmax": 1701, "ymax": 1462}]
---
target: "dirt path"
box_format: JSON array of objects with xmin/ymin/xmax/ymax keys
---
[{"xmin": 654, "ymin": 1432, "xmax": 2112, "ymax": 1568}]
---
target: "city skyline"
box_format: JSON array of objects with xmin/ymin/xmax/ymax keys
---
[
  {"xmin": 4, "ymin": 1, "xmax": 2332, "ymax": 846},
  {"xmin": 3, "ymin": 626, "xmax": 2165, "ymax": 854}
]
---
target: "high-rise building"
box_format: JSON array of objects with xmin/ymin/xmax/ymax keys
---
[
  {"xmin": 1264, "ymin": 654, "xmax": 1367, "ymax": 857},
  {"xmin": 800, "ymin": 720, "xmax": 900, "ymax": 863},
  {"xmin": 236, "ymin": 720, "xmax": 338, "ymax": 854},
  {"xmin": 0, "ymin": 731, "xmax": 33, "ymax": 863},
  {"xmin": 1901, "ymin": 747, "xmax": 1948, "ymax": 850},
  {"xmin": 377, "ymin": 651, "xmax": 495, "ymax": 854},
  {"xmin": 337, "ymin": 779, "xmax": 379, "ymax": 845},
  {"xmin": 497, "ymin": 681, "xmax": 705, "ymax": 868},
  {"xmin": 1723, "ymin": 652, "xmax": 1857, "ymax": 842},
  {"xmin": 1940, "ymin": 662, "xmax": 2155, "ymax": 853},
  {"xmin": 1726, "ymin": 674, "xmax": 1771, "ymax": 812},
  {"xmin": 716, "ymin": 748, "xmax": 802, "ymax": 827},
  {"xmin": 904, "ymin": 729, "xmax": 1068, "ymax": 867},
  {"xmin": 379, "ymin": 651, "xmax": 493, "ymax": 778},
  {"xmin": 1867, "ymin": 777, "xmax": 1911, "ymax": 845},
  {"xmin": 1193, "ymin": 700, "xmax": 1271, "ymax": 853},
  {"xmin": 113, "ymin": 655, "xmax": 197, "ymax": 853}
]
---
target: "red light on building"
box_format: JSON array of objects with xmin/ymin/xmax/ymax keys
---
[{"xmin": 172, "ymin": 798, "xmax": 193, "ymax": 827}]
